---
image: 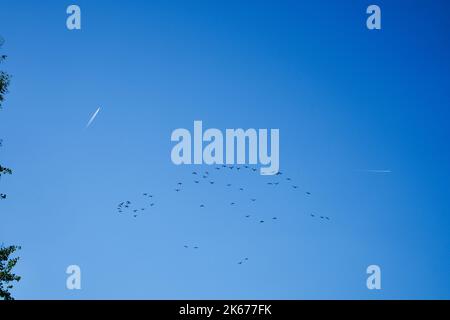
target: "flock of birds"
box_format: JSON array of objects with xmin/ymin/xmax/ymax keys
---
[{"xmin": 115, "ymin": 164, "xmax": 331, "ymax": 264}]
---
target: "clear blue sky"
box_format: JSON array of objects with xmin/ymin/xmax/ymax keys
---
[{"xmin": 1, "ymin": 0, "xmax": 449, "ymax": 299}]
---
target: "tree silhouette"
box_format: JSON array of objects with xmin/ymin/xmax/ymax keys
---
[
  {"xmin": 0, "ymin": 49, "xmax": 12, "ymax": 195},
  {"xmin": 0, "ymin": 245, "xmax": 21, "ymax": 300},
  {"xmin": 0, "ymin": 39, "xmax": 21, "ymax": 300}
]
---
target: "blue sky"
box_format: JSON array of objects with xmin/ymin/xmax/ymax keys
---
[{"xmin": 1, "ymin": 0, "xmax": 449, "ymax": 299}]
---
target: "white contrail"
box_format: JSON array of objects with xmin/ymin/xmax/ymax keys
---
[
  {"xmin": 86, "ymin": 107, "xmax": 101, "ymax": 128},
  {"xmin": 355, "ymin": 169, "xmax": 392, "ymax": 173}
]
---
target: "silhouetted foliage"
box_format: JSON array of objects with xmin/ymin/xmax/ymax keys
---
[
  {"xmin": 0, "ymin": 245, "xmax": 21, "ymax": 300},
  {"xmin": 0, "ymin": 40, "xmax": 21, "ymax": 300},
  {"xmin": 0, "ymin": 46, "xmax": 12, "ymax": 199},
  {"xmin": 0, "ymin": 54, "xmax": 10, "ymax": 110}
]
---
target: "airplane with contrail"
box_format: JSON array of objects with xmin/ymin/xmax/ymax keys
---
[
  {"xmin": 355, "ymin": 169, "xmax": 392, "ymax": 173},
  {"xmin": 86, "ymin": 107, "xmax": 101, "ymax": 128}
]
